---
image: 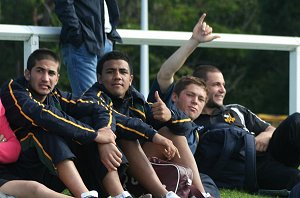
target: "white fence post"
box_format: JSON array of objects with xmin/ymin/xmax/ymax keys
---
[
  {"xmin": 289, "ymin": 46, "xmax": 300, "ymax": 114},
  {"xmin": 24, "ymin": 34, "xmax": 39, "ymax": 71}
]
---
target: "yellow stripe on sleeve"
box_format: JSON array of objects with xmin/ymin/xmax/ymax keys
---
[
  {"xmin": 116, "ymin": 123, "xmax": 149, "ymax": 139},
  {"xmin": 129, "ymin": 107, "xmax": 146, "ymax": 119},
  {"xmin": 8, "ymin": 80, "xmax": 37, "ymax": 125},
  {"xmin": 171, "ymin": 118, "xmax": 192, "ymax": 124},
  {"xmin": 41, "ymin": 108, "xmax": 95, "ymax": 132}
]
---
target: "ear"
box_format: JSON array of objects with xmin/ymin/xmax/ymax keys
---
[
  {"xmin": 129, "ymin": 74, "xmax": 133, "ymax": 86},
  {"xmin": 171, "ymin": 92, "xmax": 178, "ymax": 103},
  {"xmin": 97, "ymin": 74, "xmax": 102, "ymax": 84},
  {"xmin": 24, "ymin": 69, "xmax": 30, "ymax": 81},
  {"xmin": 55, "ymin": 74, "xmax": 60, "ymax": 86}
]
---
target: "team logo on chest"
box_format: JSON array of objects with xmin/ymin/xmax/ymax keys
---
[{"xmin": 224, "ymin": 113, "xmax": 235, "ymax": 123}]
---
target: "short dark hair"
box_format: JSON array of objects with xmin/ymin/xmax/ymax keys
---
[
  {"xmin": 192, "ymin": 65, "xmax": 221, "ymax": 81},
  {"xmin": 97, "ymin": 50, "xmax": 133, "ymax": 75},
  {"xmin": 27, "ymin": 48, "xmax": 60, "ymax": 72},
  {"xmin": 173, "ymin": 75, "xmax": 208, "ymax": 97}
]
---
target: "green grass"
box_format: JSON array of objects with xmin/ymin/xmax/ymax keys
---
[
  {"xmin": 63, "ymin": 188, "xmax": 275, "ymax": 198},
  {"xmin": 220, "ymin": 189, "xmax": 275, "ymax": 198}
]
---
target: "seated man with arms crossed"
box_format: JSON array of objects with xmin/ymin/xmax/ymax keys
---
[
  {"xmin": 1, "ymin": 48, "xmax": 180, "ymax": 198},
  {"xmin": 83, "ymin": 46, "xmax": 212, "ymax": 197},
  {"xmin": 1, "ymin": 48, "xmax": 135, "ymax": 198},
  {"xmin": 0, "ymin": 98, "xmax": 73, "ymax": 198}
]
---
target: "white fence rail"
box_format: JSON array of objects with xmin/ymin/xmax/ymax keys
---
[{"xmin": 0, "ymin": 24, "xmax": 299, "ymax": 114}]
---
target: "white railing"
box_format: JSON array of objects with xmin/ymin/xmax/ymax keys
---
[{"xmin": 0, "ymin": 24, "xmax": 299, "ymax": 114}]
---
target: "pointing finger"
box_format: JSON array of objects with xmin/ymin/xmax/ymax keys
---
[{"xmin": 198, "ymin": 13, "xmax": 207, "ymax": 25}]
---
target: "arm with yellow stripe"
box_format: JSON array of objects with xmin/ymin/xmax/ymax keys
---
[
  {"xmin": 113, "ymin": 110, "xmax": 157, "ymax": 141},
  {"xmin": 85, "ymin": 88, "xmax": 157, "ymax": 141},
  {"xmin": 0, "ymin": 78, "xmax": 97, "ymax": 144},
  {"xmin": 52, "ymin": 89, "xmax": 116, "ymax": 132}
]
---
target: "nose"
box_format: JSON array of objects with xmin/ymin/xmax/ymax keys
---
[
  {"xmin": 191, "ymin": 96, "xmax": 198, "ymax": 104},
  {"xmin": 41, "ymin": 72, "xmax": 50, "ymax": 82},
  {"xmin": 219, "ymin": 85, "xmax": 226, "ymax": 93},
  {"xmin": 113, "ymin": 70, "xmax": 122, "ymax": 80}
]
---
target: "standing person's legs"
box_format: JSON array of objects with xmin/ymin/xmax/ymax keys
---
[
  {"xmin": 61, "ymin": 43, "xmax": 97, "ymax": 98},
  {"xmin": 268, "ymin": 112, "xmax": 300, "ymax": 167},
  {"xmin": 101, "ymin": 36, "xmax": 113, "ymax": 55}
]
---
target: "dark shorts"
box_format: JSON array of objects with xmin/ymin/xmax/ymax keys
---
[
  {"xmin": 0, "ymin": 179, "xmax": 8, "ymax": 187},
  {"xmin": 15, "ymin": 128, "xmax": 76, "ymax": 192},
  {"xmin": 16, "ymin": 128, "xmax": 75, "ymax": 174},
  {"xmin": 0, "ymin": 164, "xmax": 20, "ymax": 187},
  {"xmin": 0, "ymin": 149, "xmax": 66, "ymax": 192},
  {"xmin": 72, "ymin": 142, "xmax": 108, "ymax": 195}
]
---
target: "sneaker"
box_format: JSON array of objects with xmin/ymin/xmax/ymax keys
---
[
  {"xmin": 81, "ymin": 190, "xmax": 98, "ymax": 198},
  {"xmin": 0, "ymin": 192, "xmax": 15, "ymax": 198},
  {"xmin": 164, "ymin": 191, "xmax": 180, "ymax": 198},
  {"xmin": 139, "ymin": 194, "xmax": 152, "ymax": 198}
]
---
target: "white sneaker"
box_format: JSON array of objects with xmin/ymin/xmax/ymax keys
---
[
  {"xmin": 139, "ymin": 194, "xmax": 152, "ymax": 198},
  {"xmin": 81, "ymin": 190, "xmax": 98, "ymax": 198},
  {"xmin": 110, "ymin": 191, "xmax": 133, "ymax": 198},
  {"xmin": 164, "ymin": 191, "xmax": 180, "ymax": 198},
  {"xmin": 0, "ymin": 192, "xmax": 15, "ymax": 198}
]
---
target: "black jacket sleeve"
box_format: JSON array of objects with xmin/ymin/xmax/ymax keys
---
[
  {"xmin": 53, "ymin": 90, "xmax": 116, "ymax": 132},
  {"xmin": 113, "ymin": 110, "xmax": 157, "ymax": 141},
  {"xmin": 0, "ymin": 79, "xmax": 97, "ymax": 145},
  {"xmin": 84, "ymin": 85, "xmax": 157, "ymax": 141}
]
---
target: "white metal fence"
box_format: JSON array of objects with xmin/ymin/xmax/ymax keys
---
[{"xmin": 0, "ymin": 24, "xmax": 299, "ymax": 114}]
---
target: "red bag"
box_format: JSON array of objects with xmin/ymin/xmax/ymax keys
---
[
  {"xmin": 121, "ymin": 157, "xmax": 204, "ymax": 198},
  {"xmin": 149, "ymin": 157, "xmax": 193, "ymax": 197}
]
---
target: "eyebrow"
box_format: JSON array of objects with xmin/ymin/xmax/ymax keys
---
[
  {"xmin": 35, "ymin": 66, "xmax": 57, "ymax": 73},
  {"xmin": 105, "ymin": 67, "xmax": 129, "ymax": 71}
]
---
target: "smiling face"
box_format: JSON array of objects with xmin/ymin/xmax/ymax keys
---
[
  {"xmin": 172, "ymin": 83, "xmax": 207, "ymax": 120},
  {"xmin": 204, "ymin": 71, "xmax": 226, "ymax": 112},
  {"xmin": 24, "ymin": 59, "xmax": 59, "ymax": 102},
  {"xmin": 98, "ymin": 59, "xmax": 133, "ymax": 98}
]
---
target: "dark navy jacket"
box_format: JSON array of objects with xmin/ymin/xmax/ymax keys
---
[
  {"xmin": 55, "ymin": 0, "xmax": 122, "ymax": 56},
  {"xmin": 0, "ymin": 77, "xmax": 115, "ymax": 145},
  {"xmin": 194, "ymin": 104, "xmax": 270, "ymax": 136},
  {"xmin": 86, "ymin": 83, "xmax": 194, "ymax": 137},
  {"xmin": 84, "ymin": 83, "xmax": 159, "ymax": 141}
]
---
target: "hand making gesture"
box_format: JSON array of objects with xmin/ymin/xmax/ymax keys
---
[
  {"xmin": 151, "ymin": 91, "xmax": 172, "ymax": 122},
  {"xmin": 192, "ymin": 13, "xmax": 220, "ymax": 44}
]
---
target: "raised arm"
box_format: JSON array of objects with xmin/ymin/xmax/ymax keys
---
[{"xmin": 157, "ymin": 13, "xmax": 220, "ymax": 93}]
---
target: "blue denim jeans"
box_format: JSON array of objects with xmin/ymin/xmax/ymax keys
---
[{"xmin": 61, "ymin": 38, "xmax": 113, "ymax": 97}]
